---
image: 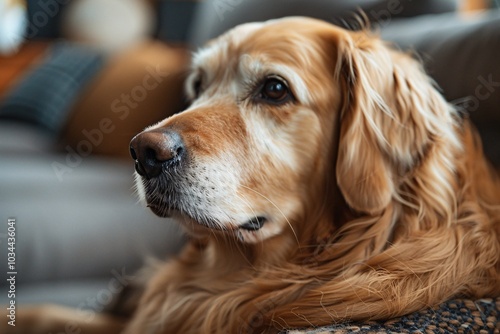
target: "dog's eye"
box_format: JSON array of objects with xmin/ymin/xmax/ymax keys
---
[
  {"xmin": 258, "ymin": 78, "xmax": 291, "ymax": 103},
  {"xmin": 193, "ymin": 78, "xmax": 202, "ymax": 98}
]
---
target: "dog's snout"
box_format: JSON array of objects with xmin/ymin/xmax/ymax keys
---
[{"xmin": 130, "ymin": 130, "xmax": 185, "ymax": 179}]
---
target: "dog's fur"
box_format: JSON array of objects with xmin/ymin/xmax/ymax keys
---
[{"xmin": 8, "ymin": 17, "xmax": 500, "ymax": 334}]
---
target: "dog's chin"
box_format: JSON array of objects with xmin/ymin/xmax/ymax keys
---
[{"xmin": 146, "ymin": 201, "xmax": 282, "ymax": 243}]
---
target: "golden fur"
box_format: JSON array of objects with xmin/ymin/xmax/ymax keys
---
[{"xmin": 7, "ymin": 17, "xmax": 500, "ymax": 334}]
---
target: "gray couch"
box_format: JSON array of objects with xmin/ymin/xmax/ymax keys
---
[{"xmin": 0, "ymin": 121, "xmax": 184, "ymax": 307}]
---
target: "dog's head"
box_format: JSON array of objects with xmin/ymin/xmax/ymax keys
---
[{"xmin": 130, "ymin": 17, "xmax": 457, "ymax": 243}]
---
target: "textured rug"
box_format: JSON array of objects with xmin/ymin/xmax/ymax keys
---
[{"xmin": 286, "ymin": 297, "xmax": 500, "ymax": 334}]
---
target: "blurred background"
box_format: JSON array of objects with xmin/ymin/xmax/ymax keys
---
[{"xmin": 0, "ymin": 0, "xmax": 499, "ymax": 313}]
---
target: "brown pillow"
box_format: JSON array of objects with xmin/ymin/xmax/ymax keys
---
[{"xmin": 62, "ymin": 40, "xmax": 189, "ymax": 159}]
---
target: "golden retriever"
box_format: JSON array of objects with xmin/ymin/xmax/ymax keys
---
[{"xmin": 7, "ymin": 16, "xmax": 500, "ymax": 334}]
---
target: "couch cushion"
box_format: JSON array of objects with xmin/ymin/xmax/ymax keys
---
[
  {"xmin": 0, "ymin": 121, "xmax": 54, "ymax": 154},
  {"xmin": 62, "ymin": 41, "xmax": 189, "ymax": 159}
]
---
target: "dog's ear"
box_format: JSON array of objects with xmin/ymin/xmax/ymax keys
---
[{"xmin": 334, "ymin": 31, "xmax": 456, "ymax": 215}]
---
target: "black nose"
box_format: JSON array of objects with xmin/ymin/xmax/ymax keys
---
[{"xmin": 129, "ymin": 130, "xmax": 185, "ymax": 179}]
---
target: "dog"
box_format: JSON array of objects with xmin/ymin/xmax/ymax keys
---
[{"xmin": 7, "ymin": 16, "xmax": 500, "ymax": 334}]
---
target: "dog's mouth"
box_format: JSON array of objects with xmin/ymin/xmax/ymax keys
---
[
  {"xmin": 146, "ymin": 200, "xmax": 268, "ymax": 232},
  {"xmin": 146, "ymin": 202, "xmax": 174, "ymax": 218}
]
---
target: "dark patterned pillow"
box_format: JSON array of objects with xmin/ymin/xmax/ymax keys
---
[{"xmin": 0, "ymin": 42, "xmax": 104, "ymax": 135}]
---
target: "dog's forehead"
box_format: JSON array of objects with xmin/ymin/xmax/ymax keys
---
[
  {"xmin": 192, "ymin": 22, "xmax": 263, "ymax": 66},
  {"xmin": 192, "ymin": 17, "xmax": 336, "ymax": 70}
]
